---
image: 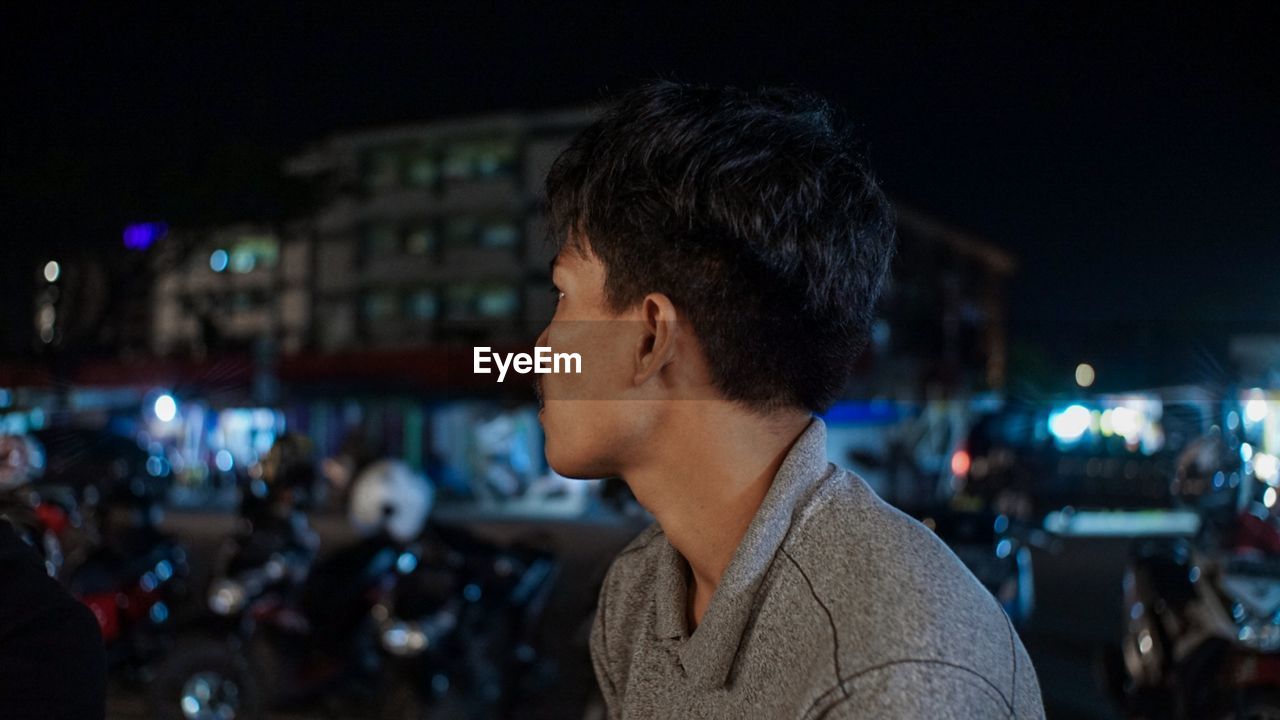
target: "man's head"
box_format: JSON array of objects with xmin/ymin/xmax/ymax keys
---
[{"xmin": 537, "ymin": 82, "xmax": 895, "ymax": 478}]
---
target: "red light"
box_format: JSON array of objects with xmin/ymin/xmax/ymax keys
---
[{"xmin": 951, "ymin": 449, "xmax": 971, "ymax": 478}]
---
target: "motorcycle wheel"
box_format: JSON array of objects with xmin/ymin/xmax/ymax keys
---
[{"xmin": 148, "ymin": 637, "xmax": 262, "ymax": 720}]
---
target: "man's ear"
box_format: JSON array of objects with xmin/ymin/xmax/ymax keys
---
[{"xmin": 634, "ymin": 293, "xmax": 680, "ymax": 386}]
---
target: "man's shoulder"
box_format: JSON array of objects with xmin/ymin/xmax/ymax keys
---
[{"xmin": 779, "ymin": 465, "xmax": 1018, "ymax": 671}]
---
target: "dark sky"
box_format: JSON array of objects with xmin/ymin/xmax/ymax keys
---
[{"xmin": 3, "ymin": 3, "xmax": 1278, "ymax": 385}]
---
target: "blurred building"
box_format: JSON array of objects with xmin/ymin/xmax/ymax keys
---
[
  {"xmin": 3, "ymin": 106, "xmax": 1017, "ymax": 506},
  {"xmin": 856, "ymin": 205, "xmax": 1016, "ymax": 399},
  {"xmin": 151, "ymin": 224, "xmax": 311, "ymax": 357},
  {"xmin": 143, "ymin": 112, "xmax": 1014, "ymax": 399},
  {"xmin": 284, "ymin": 109, "xmax": 595, "ymax": 352}
]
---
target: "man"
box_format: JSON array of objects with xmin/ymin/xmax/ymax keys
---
[{"xmin": 535, "ymin": 82, "xmax": 1044, "ymax": 718}]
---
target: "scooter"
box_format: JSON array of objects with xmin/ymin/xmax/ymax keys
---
[
  {"xmin": 374, "ymin": 526, "xmax": 559, "ymax": 720},
  {"xmin": 1110, "ymin": 509, "xmax": 1280, "ymax": 719},
  {"xmin": 150, "ymin": 528, "xmax": 414, "ymax": 720},
  {"xmin": 150, "ymin": 506, "xmax": 318, "ymax": 719},
  {"xmin": 66, "ymin": 480, "xmax": 191, "ymax": 682}
]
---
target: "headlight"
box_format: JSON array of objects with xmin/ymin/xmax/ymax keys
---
[
  {"xmin": 380, "ymin": 620, "xmax": 429, "ymax": 657},
  {"xmin": 208, "ymin": 579, "xmax": 247, "ymax": 616}
]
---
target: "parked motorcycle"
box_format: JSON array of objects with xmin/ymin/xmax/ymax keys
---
[
  {"xmin": 1109, "ymin": 428, "xmax": 1280, "ymax": 719},
  {"xmin": 374, "ymin": 526, "xmax": 559, "ymax": 720},
  {"xmin": 66, "ymin": 475, "xmax": 191, "ymax": 680},
  {"xmin": 150, "ymin": 458, "xmax": 433, "ymax": 720},
  {"xmin": 150, "ymin": 503, "xmax": 318, "ymax": 719}
]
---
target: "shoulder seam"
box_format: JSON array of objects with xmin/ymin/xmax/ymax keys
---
[
  {"xmin": 805, "ymin": 658, "xmax": 1014, "ymax": 719},
  {"xmin": 780, "ymin": 546, "xmax": 847, "ymax": 701}
]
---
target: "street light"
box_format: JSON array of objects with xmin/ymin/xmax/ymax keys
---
[
  {"xmin": 154, "ymin": 393, "xmax": 178, "ymax": 423},
  {"xmin": 1075, "ymin": 363, "xmax": 1095, "ymax": 388}
]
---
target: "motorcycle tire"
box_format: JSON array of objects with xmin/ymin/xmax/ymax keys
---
[{"xmin": 147, "ymin": 637, "xmax": 262, "ymax": 720}]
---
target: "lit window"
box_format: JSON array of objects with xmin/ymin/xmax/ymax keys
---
[
  {"xmin": 228, "ymin": 236, "xmax": 279, "ymax": 274},
  {"xmin": 477, "ymin": 284, "xmax": 519, "ymax": 318},
  {"xmin": 407, "ymin": 289, "xmax": 438, "ymax": 320},
  {"xmin": 479, "ymin": 221, "xmax": 518, "ymax": 249},
  {"xmin": 405, "ymin": 150, "xmax": 438, "ymax": 187},
  {"xmin": 405, "ymin": 226, "xmax": 436, "ymax": 255},
  {"xmin": 442, "ymin": 147, "xmax": 475, "ymax": 181},
  {"xmin": 475, "ymin": 141, "xmax": 517, "ymax": 177},
  {"xmin": 364, "ymin": 291, "xmax": 400, "ymax": 321}
]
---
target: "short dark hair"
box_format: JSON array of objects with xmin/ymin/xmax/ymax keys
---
[{"xmin": 545, "ymin": 81, "xmax": 896, "ymax": 413}]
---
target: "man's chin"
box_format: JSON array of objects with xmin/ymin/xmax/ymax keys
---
[{"xmin": 543, "ymin": 441, "xmax": 613, "ymax": 481}]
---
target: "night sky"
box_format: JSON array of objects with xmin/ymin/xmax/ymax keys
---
[{"xmin": 3, "ymin": 3, "xmax": 1278, "ymax": 388}]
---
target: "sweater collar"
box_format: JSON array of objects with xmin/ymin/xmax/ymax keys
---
[{"xmin": 651, "ymin": 416, "xmax": 832, "ymax": 689}]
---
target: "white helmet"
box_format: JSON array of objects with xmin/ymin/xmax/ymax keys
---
[{"xmin": 348, "ymin": 459, "xmax": 434, "ymax": 543}]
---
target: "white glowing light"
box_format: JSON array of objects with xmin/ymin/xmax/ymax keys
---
[
  {"xmin": 1245, "ymin": 396, "xmax": 1270, "ymax": 424},
  {"xmin": 1257, "ymin": 453, "xmax": 1280, "ymax": 485},
  {"xmin": 153, "ymin": 394, "xmax": 177, "ymax": 423},
  {"xmin": 1110, "ymin": 406, "xmax": 1142, "ymax": 443},
  {"xmin": 1243, "ymin": 443, "xmax": 1255, "ymax": 463},
  {"xmin": 1265, "ymin": 486, "xmax": 1277, "ymax": 509},
  {"xmin": 1075, "ymin": 363, "xmax": 1096, "ymax": 388},
  {"xmin": 43, "ymin": 261, "xmax": 60, "ymax": 283},
  {"xmin": 1050, "ymin": 404, "xmax": 1092, "ymax": 442}
]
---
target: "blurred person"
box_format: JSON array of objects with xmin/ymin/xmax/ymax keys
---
[
  {"xmin": 537, "ymin": 83, "xmax": 1044, "ymax": 718},
  {"xmin": 0, "ymin": 519, "xmax": 106, "ymax": 719}
]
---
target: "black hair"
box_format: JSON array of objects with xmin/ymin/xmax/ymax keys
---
[{"xmin": 545, "ymin": 81, "xmax": 896, "ymax": 413}]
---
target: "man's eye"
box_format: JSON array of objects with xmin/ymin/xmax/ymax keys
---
[{"xmin": 549, "ymin": 286, "xmax": 564, "ymax": 307}]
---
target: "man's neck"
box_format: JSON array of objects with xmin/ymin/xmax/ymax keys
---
[{"xmin": 623, "ymin": 402, "xmax": 812, "ymax": 630}]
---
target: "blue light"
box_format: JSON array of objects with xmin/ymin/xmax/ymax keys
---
[
  {"xmin": 123, "ymin": 222, "xmax": 167, "ymax": 251},
  {"xmin": 215, "ymin": 450, "xmax": 234, "ymax": 472},
  {"xmin": 396, "ymin": 552, "xmax": 419, "ymax": 574},
  {"xmin": 149, "ymin": 602, "xmax": 169, "ymax": 624},
  {"xmin": 995, "ymin": 539, "xmax": 1013, "ymax": 559},
  {"xmin": 209, "ymin": 249, "xmax": 229, "ymax": 272},
  {"xmin": 146, "ymin": 456, "xmax": 168, "ymax": 477},
  {"xmin": 463, "ymin": 583, "xmax": 482, "ymax": 602},
  {"xmin": 820, "ymin": 400, "xmax": 901, "ymax": 426},
  {"xmin": 1049, "ymin": 404, "xmax": 1092, "ymax": 443}
]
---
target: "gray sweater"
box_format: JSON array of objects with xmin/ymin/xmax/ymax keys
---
[{"xmin": 590, "ymin": 418, "xmax": 1046, "ymax": 719}]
